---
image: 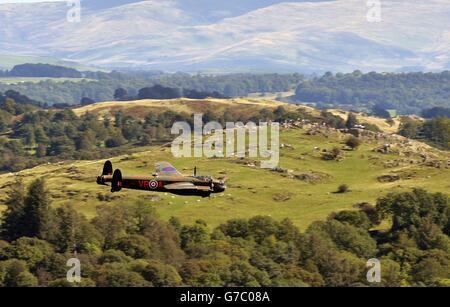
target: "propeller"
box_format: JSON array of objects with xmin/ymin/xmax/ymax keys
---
[{"xmin": 212, "ymin": 177, "xmax": 227, "ymax": 193}]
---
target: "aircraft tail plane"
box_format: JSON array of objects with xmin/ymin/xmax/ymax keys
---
[{"xmin": 97, "ymin": 160, "xmax": 113, "ymax": 186}]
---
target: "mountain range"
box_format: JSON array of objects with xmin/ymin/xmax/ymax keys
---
[{"xmin": 0, "ymin": 0, "xmax": 449, "ymax": 73}]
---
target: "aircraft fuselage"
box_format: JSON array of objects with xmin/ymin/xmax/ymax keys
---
[{"xmin": 97, "ymin": 174, "xmax": 225, "ymax": 197}]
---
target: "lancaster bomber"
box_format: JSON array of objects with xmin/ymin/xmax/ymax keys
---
[{"xmin": 96, "ymin": 161, "xmax": 226, "ymax": 197}]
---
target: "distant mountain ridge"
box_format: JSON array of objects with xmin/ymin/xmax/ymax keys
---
[{"xmin": 0, "ymin": 0, "xmax": 449, "ymax": 73}]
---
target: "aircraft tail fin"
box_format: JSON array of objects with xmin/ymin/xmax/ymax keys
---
[
  {"xmin": 102, "ymin": 160, "xmax": 113, "ymax": 176},
  {"xmin": 97, "ymin": 161, "xmax": 113, "ymax": 185}
]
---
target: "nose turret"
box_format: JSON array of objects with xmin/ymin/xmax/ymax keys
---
[{"xmin": 213, "ymin": 180, "xmax": 226, "ymax": 193}]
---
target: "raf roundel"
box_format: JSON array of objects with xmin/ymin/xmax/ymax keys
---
[{"xmin": 149, "ymin": 180, "xmax": 159, "ymax": 189}]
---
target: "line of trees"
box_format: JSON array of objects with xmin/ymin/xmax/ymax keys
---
[
  {"xmin": 0, "ymin": 180, "xmax": 449, "ymax": 287},
  {"xmin": 295, "ymin": 71, "xmax": 450, "ymax": 114},
  {"xmin": 0, "ymin": 71, "xmax": 304, "ymax": 106},
  {"xmin": 113, "ymin": 84, "xmax": 227, "ymax": 101}
]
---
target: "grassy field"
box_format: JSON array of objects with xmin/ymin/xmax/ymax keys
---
[
  {"xmin": 0, "ymin": 77, "xmax": 94, "ymax": 84},
  {"xmin": 73, "ymin": 98, "xmax": 302, "ymax": 119},
  {"xmin": 73, "ymin": 98, "xmax": 402, "ymax": 134},
  {"xmin": 0, "ymin": 125, "xmax": 448, "ymax": 231}
]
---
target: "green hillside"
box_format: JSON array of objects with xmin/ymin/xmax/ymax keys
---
[{"xmin": 1, "ymin": 124, "xmax": 448, "ymax": 231}]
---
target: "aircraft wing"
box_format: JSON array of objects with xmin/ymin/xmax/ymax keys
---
[
  {"xmin": 164, "ymin": 182, "xmax": 197, "ymax": 190},
  {"xmin": 155, "ymin": 162, "xmax": 183, "ymax": 177}
]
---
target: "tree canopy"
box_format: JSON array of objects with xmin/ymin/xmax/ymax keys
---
[
  {"xmin": 1, "ymin": 180, "xmax": 449, "ymax": 287},
  {"xmin": 295, "ymin": 71, "xmax": 450, "ymax": 114}
]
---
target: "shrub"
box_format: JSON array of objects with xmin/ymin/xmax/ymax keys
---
[
  {"xmin": 337, "ymin": 184, "xmax": 349, "ymax": 194},
  {"xmin": 345, "ymin": 136, "xmax": 361, "ymax": 150}
]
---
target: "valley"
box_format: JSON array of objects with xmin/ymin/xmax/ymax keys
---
[{"xmin": 1, "ymin": 99, "xmax": 448, "ymax": 230}]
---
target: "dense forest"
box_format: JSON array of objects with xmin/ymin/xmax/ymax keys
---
[
  {"xmin": 0, "ymin": 89, "xmax": 41, "ymax": 107},
  {"xmin": 0, "ymin": 180, "xmax": 449, "ymax": 287},
  {"xmin": 0, "ymin": 66, "xmax": 303, "ymax": 105},
  {"xmin": 295, "ymin": 71, "xmax": 450, "ymax": 114}
]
